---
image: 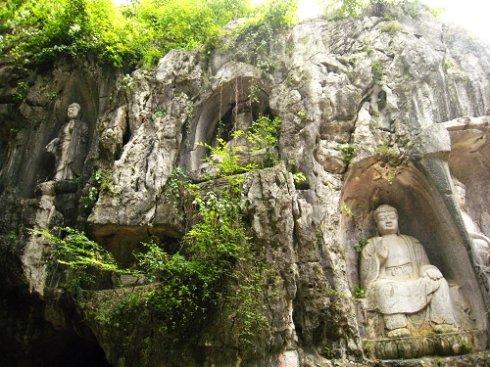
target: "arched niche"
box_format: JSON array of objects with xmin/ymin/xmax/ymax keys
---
[
  {"xmin": 339, "ymin": 158, "xmax": 486, "ymax": 345},
  {"xmin": 447, "ymin": 122, "xmax": 490, "ymax": 238},
  {"xmin": 91, "ymin": 225, "xmax": 179, "ymax": 269},
  {"xmin": 182, "ymin": 76, "xmax": 271, "ymax": 173}
]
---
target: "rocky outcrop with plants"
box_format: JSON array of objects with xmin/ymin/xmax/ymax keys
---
[{"xmin": 0, "ymin": 0, "xmax": 489, "ymax": 366}]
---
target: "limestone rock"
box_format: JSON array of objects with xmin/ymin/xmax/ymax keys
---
[{"xmin": 1, "ymin": 5, "xmax": 490, "ymax": 367}]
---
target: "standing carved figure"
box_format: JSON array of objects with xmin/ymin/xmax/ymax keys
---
[
  {"xmin": 453, "ymin": 178, "xmax": 490, "ymax": 267},
  {"xmin": 360, "ymin": 204, "xmax": 458, "ymax": 338},
  {"xmin": 46, "ymin": 103, "xmax": 88, "ymax": 180}
]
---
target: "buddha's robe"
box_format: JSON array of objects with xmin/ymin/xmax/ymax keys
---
[
  {"xmin": 52, "ymin": 119, "xmax": 88, "ymax": 180},
  {"xmin": 360, "ymin": 234, "xmax": 455, "ymax": 324}
]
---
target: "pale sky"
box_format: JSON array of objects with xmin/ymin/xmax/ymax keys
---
[{"xmin": 113, "ymin": 0, "xmax": 490, "ymax": 42}]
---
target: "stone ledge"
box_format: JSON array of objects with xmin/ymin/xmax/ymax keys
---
[
  {"xmin": 363, "ymin": 330, "xmax": 483, "ymax": 360},
  {"xmin": 378, "ymin": 350, "xmax": 490, "ymax": 367}
]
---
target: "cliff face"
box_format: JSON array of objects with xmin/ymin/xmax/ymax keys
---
[{"xmin": 1, "ymin": 6, "xmax": 490, "ymax": 367}]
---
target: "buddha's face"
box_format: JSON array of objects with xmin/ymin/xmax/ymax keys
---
[
  {"xmin": 375, "ymin": 209, "xmax": 399, "ymax": 235},
  {"xmin": 67, "ymin": 104, "xmax": 80, "ymax": 119}
]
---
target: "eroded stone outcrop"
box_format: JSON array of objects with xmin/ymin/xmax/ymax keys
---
[{"xmin": 1, "ymin": 4, "xmax": 490, "ymax": 366}]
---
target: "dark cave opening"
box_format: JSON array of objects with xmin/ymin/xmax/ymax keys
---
[
  {"xmin": 27, "ymin": 331, "xmax": 111, "ymax": 367},
  {"xmin": 0, "ymin": 288, "xmax": 111, "ymax": 367}
]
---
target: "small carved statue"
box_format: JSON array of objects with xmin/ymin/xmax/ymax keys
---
[
  {"xmin": 360, "ymin": 204, "xmax": 458, "ymax": 338},
  {"xmin": 453, "ymin": 178, "xmax": 490, "ymax": 267},
  {"xmin": 46, "ymin": 103, "xmax": 88, "ymax": 180}
]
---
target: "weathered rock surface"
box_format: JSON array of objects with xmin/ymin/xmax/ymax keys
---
[{"xmin": 1, "ymin": 4, "xmax": 489, "ymax": 366}]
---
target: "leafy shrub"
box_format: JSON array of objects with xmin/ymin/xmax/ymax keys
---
[
  {"xmin": 371, "ymin": 59, "xmax": 383, "ymax": 81},
  {"xmin": 0, "ymin": 0, "xmax": 251, "ymax": 68},
  {"xmin": 1, "ymin": 0, "xmax": 135, "ymax": 66},
  {"xmin": 13, "ymin": 81, "xmax": 30, "ymax": 102},
  {"xmin": 36, "ymin": 227, "xmax": 122, "ymax": 292},
  {"xmin": 203, "ymin": 138, "xmax": 256, "ymax": 176},
  {"xmin": 85, "ymin": 175, "xmax": 267, "ymax": 356},
  {"xmin": 80, "ymin": 169, "xmax": 113, "ymax": 209},
  {"xmin": 126, "ymin": 0, "xmax": 252, "ymax": 67},
  {"xmin": 292, "ymin": 171, "xmax": 307, "ymax": 185},
  {"xmin": 203, "ymin": 114, "xmax": 281, "ymax": 176},
  {"xmin": 326, "ymin": 0, "xmax": 369, "ymax": 19},
  {"xmin": 133, "ymin": 239, "xmax": 169, "ymax": 282},
  {"xmin": 354, "ymin": 286, "xmax": 366, "ymax": 298},
  {"xmin": 246, "ymin": 115, "xmax": 281, "ymax": 153},
  {"xmin": 326, "ymin": 0, "xmax": 422, "ymax": 20},
  {"xmin": 339, "ymin": 143, "xmax": 357, "ymax": 165},
  {"xmin": 223, "ymin": 0, "xmax": 297, "ymax": 68},
  {"xmin": 375, "ymin": 143, "xmax": 401, "ymax": 164},
  {"xmin": 381, "ymin": 20, "xmax": 402, "ymax": 33}
]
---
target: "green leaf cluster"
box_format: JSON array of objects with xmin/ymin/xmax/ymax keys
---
[
  {"xmin": 80, "ymin": 169, "xmax": 113, "ymax": 210},
  {"xmin": 204, "ymin": 114, "xmax": 281, "ymax": 176},
  {"xmin": 87, "ymin": 176, "xmax": 267, "ymax": 355},
  {"xmin": 246, "ymin": 114, "xmax": 281, "ymax": 152},
  {"xmin": 0, "ymin": 0, "xmax": 300, "ymax": 69},
  {"xmin": 1, "ymin": 0, "xmax": 134, "ymax": 66},
  {"xmin": 45, "ymin": 164, "xmax": 268, "ymax": 357},
  {"xmin": 224, "ymin": 0, "xmax": 297, "ymax": 69},
  {"xmin": 35, "ymin": 227, "xmax": 122, "ymax": 292},
  {"xmin": 325, "ymin": 0, "xmax": 423, "ymax": 19},
  {"xmin": 124, "ymin": 0, "xmax": 253, "ymax": 67},
  {"xmin": 203, "ymin": 138, "xmax": 256, "ymax": 176}
]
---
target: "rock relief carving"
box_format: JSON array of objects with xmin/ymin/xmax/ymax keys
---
[
  {"xmin": 453, "ymin": 178, "xmax": 490, "ymax": 267},
  {"xmin": 360, "ymin": 204, "xmax": 458, "ymax": 338},
  {"xmin": 46, "ymin": 103, "xmax": 88, "ymax": 180}
]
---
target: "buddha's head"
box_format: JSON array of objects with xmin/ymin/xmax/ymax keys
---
[
  {"xmin": 374, "ymin": 204, "xmax": 399, "ymax": 236},
  {"xmin": 452, "ymin": 177, "xmax": 466, "ymax": 209},
  {"xmin": 67, "ymin": 103, "xmax": 81, "ymax": 120}
]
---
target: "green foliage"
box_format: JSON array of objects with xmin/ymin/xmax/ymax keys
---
[
  {"xmin": 133, "ymin": 239, "xmax": 169, "ymax": 282},
  {"xmin": 327, "ymin": 0, "xmax": 369, "ymax": 19},
  {"xmin": 460, "ymin": 339, "xmax": 473, "ymax": 354},
  {"xmin": 36, "ymin": 227, "xmax": 121, "ymax": 292},
  {"xmin": 77, "ymin": 151, "xmax": 269, "ymax": 357},
  {"xmin": 375, "ymin": 143, "xmax": 405, "ymax": 183},
  {"xmin": 204, "ymin": 114, "xmax": 281, "ymax": 176},
  {"xmin": 231, "ymin": 0, "xmax": 297, "ymax": 40},
  {"xmin": 13, "ymin": 81, "xmax": 30, "ymax": 102},
  {"xmin": 246, "ymin": 115, "xmax": 281, "ymax": 152},
  {"xmin": 353, "ymin": 285, "xmax": 366, "ymax": 298},
  {"xmin": 1, "ymin": 0, "xmax": 429, "ymax": 69},
  {"xmin": 87, "ymin": 179, "xmax": 268, "ymax": 355},
  {"xmin": 326, "ymin": 0, "xmax": 423, "ymax": 20},
  {"xmin": 340, "ymin": 202, "xmax": 353, "ymax": 217},
  {"xmin": 339, "ymin": 143, "xmax": 356, "ymax": 165},
  {"xmin": 181, "ymin": 180, "xmax": 267, "ymax": 351},
  {"xmin": 165, "ymin": 166, "xmax": 193, "ymax": 201},
  {"xmin": 375, "ymin": 143, "xmax": 400, "ymax": 164},
  {"xmin": 382, "ymin": 20, "xmax": 402, "ymax": 33},
  {"xmin": 426, "ymin": 5, "xmax": 444, "ymax": 18},
  {"xmin": 1, "ymin": 0, "xmax": 132, "ymax": 66},
  {"xmin": 371, "ymin": 59, "xmax": 383, "ymax": 82},
  {"xmin": 297, "ymin": 110, "xmax": 307, "ymax": 120},
  {"xmin": 203, "ymin": 138, "xmax": 256, "ymax": 176},
  {"xmin": 225, "ymin": 0, "xmax": 297, "ymax": 70},
  {"xmin": 292, "ymin": 172, "xmax": 307, "ymax": 185},
  {"xmin": 321, "ymin": 344, "xmax": 335, "ymax": 359},
  {"xmin": 1, "ymin": 0, "xmax": 251, "ymax": 68},
  {"xmin": 354, "ymin": 238, "xmax": 368, "ymax": 252},
  {"xmin": 80, "ymin": 169, "xmax": 113, "ymax": 209},
  {"xmin": 126, "ymin": 0, "xmax": 252, "ymax": 67}
]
